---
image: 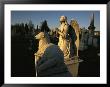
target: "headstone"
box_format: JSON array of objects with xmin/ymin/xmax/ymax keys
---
[{"xmin": 93, "ymin": 37, "xmax": 98, "ymax": 47}]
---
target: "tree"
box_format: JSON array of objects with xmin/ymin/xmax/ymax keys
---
[
  {"xmin": 25, "ymin": 23, "xmax": 29, "ymax": 34},
  {"xmin": 28, "ymin": 20, "xmax": 34, "ymax": 34},
  {"xmin": 40, "ymin": 20, "xmax": 50, "ymax": 32}
]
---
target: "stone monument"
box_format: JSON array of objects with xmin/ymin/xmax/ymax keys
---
[
  {"xmin": 57, "ymin": 16, "xmax": 74, "ymax": 59},
  {"xmin": 70, "ymin": 19, "xmax": 81, "ymax": 56},
  {"xmin": 88, "ymin": 13, "xmax": 95, "ymax": 46},
  {"xmin": 79, "ymin": 28, "xmax": 88, "ymax": 51},
  {"xmin": 34, "ymin": 32, "xmax": 72, "ymax": 77},
  {"xmin": 57, "ymin": 16, "xmax": 80, "ymax": 76}
]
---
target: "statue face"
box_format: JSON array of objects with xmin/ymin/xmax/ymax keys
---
[
  {"xmin": 35, "ymin": 32, "xmax": 45, "ymax": 39},
  {"xmin": 60, "ymin": 16, "xmax": 67, "ymax": 22}
]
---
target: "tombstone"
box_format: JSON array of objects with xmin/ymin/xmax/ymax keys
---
[
  {"xmin": 93, "ymin": 37, "xmax": 98, "ymax": 48},
  {"xmin": 88, "ymin": 35, "xmax": 93, "ymax": 46},
  {"xmin": 79, "ymin": 28, "xmax": 88, "ymax": 51}
]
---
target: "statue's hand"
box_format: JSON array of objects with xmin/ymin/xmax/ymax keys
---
[{"xmin": 57, "ymin": 31, "xmax": 65, "ymax": 38}]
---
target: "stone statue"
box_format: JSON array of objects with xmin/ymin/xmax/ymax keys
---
[
  {"xmin": 57, "ymin": 16, "xmax": 76, "ymax": 59},
  {"xmin": 34, "ymin": 32, "xmax": 50, "ymax": 62},
  {"xmin": 70, "ymin": 20, "xmax": 81, "ymax": 56},
  {"xmin": 34, "ymin": 32, "xmax": 72, "ymax": 77}
]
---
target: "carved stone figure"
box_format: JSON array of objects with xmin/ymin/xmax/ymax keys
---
[
  {"xmin": 57, "ymin": 16, "xmax": 75, "ymax": 59},
  {"xmin": 70, "ymin": 20, "xmax": 81, "ymax": 56},
  {"xmin": 34, "ymin": 32, "xmax": 50, "ymax": 62},
  {"xmin": 34, "ymin": 32, "xmax": 72, "ymax": 77}
]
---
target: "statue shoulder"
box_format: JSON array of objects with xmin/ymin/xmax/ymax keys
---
[
  {"xmin": 63, "ymin": 23, "xmax": 69, "ymax": 31},
  {"xmin": 64, "ymin": 23, "xmax": 69, "ymax": 27}
]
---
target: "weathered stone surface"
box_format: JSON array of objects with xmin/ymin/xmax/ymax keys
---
[
  {"xmin": 58, "ymin": 16, "xmax": 74, "ymax": 59},
  {"xmin": 34, "ymin": 32, "xmax": 72, "ymax": 77},
  {"xmin": 70, "ymin": 20, "xmax": 81, "ymax": 56}
]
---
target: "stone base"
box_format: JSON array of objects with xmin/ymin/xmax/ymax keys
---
[{"xmin": 64, "ymin": 56, "xmax": 83, "ymax": 77}]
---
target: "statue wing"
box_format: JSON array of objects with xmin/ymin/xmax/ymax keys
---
[{"xmin": 68, "ymin": 25, "xmax": 77, "ymax": 42}]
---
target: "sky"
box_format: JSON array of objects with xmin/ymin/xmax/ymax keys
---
[{"xmin": 11, "ymin": 11, "xmax": 100, "ymax": 31}]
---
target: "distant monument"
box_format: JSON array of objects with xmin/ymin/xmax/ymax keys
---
[
  {"xmin": 88, "ymin": 13, "xmax": 96, "ymax": 46},
  {"xmin": 88, "ymin": 13, "xmax": 95, "ymax": 33},
  {"xmin": 79, "ymin": 28, "xmax": 88, "ymax": 51}
]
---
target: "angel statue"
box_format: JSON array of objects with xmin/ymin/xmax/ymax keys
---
[{"xmin": 57, "ymin": 16, "xmax": 76, "ymax": 59}]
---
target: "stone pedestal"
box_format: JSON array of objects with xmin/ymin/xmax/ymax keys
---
[{"xmin": 64, "ymin": 56, "xmax": 82, "ymax": 77}]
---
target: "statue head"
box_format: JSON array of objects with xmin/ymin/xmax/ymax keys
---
[
  {"xmin": 60, "ymin": 16, "xmax": 67, "ymax": 23},
  {"xmin": 35, "ymin": 32, "xmax": 50, "ymax": 42},
  {"xmin": 35, "ymin": 32, "xmax": 45, "ymax": 40}
]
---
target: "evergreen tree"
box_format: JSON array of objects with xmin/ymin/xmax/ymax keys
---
[
  {"xmin": 28, "ymin": 20, "xmax": 34, "ymax": 35},
  {"xmin": 40, "ymin": 20, "xmax": 50, "ymax": 32}
]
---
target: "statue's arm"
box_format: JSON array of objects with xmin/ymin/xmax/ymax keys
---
[
  {"xmin": 58, "ymin": 31, "xmax": 65, "ymax": 37},
  {"xmin": 58, "ymin": 25, "xmax": 69, "ymax": 38}
]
